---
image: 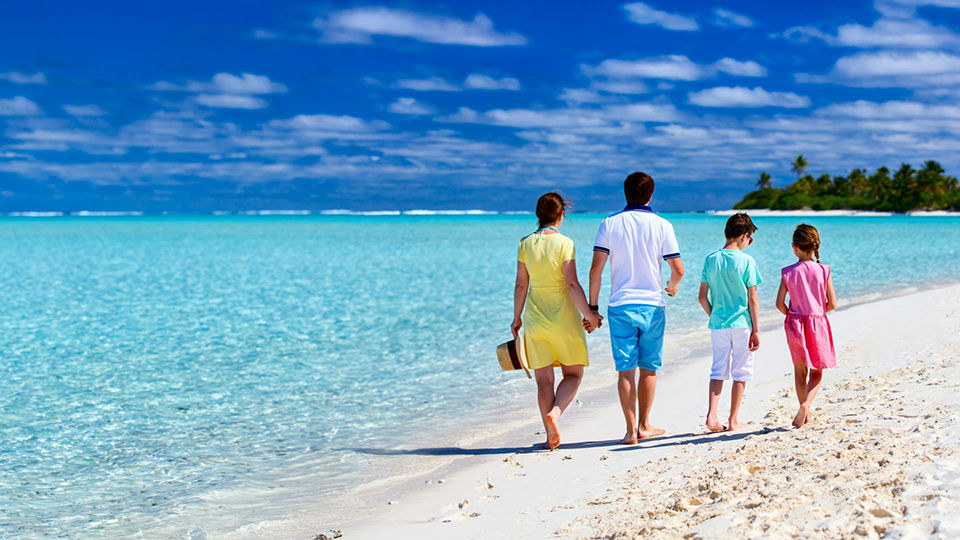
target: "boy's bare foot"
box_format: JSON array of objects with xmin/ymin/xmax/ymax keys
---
[
  {"xmin": 792, "ymin": 405, "xmax": 808, "ymax": 428},
  {"xmin": 620, "ymin": 432, "xmax": 638, "ymax": 445},
  {"xmin": 637, "ymin": 426, "xmax": 666, "ymax": 439},
  {"xmin": 706, "ymin": 417, "xmax": 725, "ymax": 432},
  {"xmin": 544, "ymin": 413, "xmax": 561, "ymax": 450},
  {"xmin": 727, "ymin": 420, "xmax": 747, "ymax": 431}
]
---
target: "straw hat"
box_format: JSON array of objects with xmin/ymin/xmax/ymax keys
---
[{"xmin": 496, "ymin": 334, "xmax": 532, "ymax": 379}]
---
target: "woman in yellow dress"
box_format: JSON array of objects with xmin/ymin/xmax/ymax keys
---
[{"xmin": 511, "ymin": 192, "xmax": 601, "ymax": 450}]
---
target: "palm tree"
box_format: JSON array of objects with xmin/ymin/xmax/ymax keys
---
[
  {"xmin": 791, "ymin": 155, "xmax": 808, "ymax": 180},
  {"xmin": 756, "ymin": 172, "xmax": 772, "ymax": 189}
]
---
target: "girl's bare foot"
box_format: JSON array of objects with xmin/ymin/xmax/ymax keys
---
[
  {"xmin": 620, "ymin": 432, "xmax": 638, "ymax": 445},
  {"xmin": 706, "ymin": 417, "xmax": 725, "ymax": 432},
  {"xmin": 638, "ymin": 426, "xmax": 666, "ymax": 439},
  {"xmin": 804, "ymin": 411, "xmax": 813, "ymax": 424},
  {"xmin": 792, "ymin": 405, "xmax": 808, "ymax": 428},
  {"xmin": 544, "ymin": 413, "xmax": 561, "ymax": 450},
  {"xmin": 727, "ymin": 420, "xmax": 747, "ymax": 431}
]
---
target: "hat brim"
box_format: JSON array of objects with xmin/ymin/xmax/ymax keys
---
[{"xmin": 516, "ymin": 333, "xmax": 532, "ymax": 379}]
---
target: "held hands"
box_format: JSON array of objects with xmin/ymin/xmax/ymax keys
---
[
  {"xmin": 749, "ymin": 330, "xmax": 760, "ymax": 352},
  {"xmin": 511, "ymin": 317, "xmax": 522, "ymax": 339},
  {"xmin": 582, "ymin": 312, "xmax": 603, "ymax": 333}
]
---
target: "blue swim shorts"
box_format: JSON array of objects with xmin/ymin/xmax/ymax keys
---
[{"xmin": 608, "ymin": 304, "xmax": 666, "ymax": 372}]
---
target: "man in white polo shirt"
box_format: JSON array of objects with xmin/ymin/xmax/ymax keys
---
[{"xmin": 588, "ymin": 171, "xmax": 684, "ymax": 444}]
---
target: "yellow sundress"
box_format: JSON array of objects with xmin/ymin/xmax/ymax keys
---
[{"xmin": 518, "ymin": 231, "xmax": 589, "ymax": 370}]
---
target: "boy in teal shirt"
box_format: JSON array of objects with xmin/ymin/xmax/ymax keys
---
[{"xmin": 698, "ymin": 213, "xmax": 762, "ymax": 432}]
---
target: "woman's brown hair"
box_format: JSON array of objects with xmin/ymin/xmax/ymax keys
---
[
  {"xmin": 535, "ymin": 191, "xmax": 570, "ymax": 228},
  {"xmin": 793, "ymin": 223, "xmax": 821, "ymax": 262}
]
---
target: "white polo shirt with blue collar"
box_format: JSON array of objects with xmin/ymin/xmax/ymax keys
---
[{"xmin": 593, "ymin": 204, "xmax": 681, "ymax": 307}]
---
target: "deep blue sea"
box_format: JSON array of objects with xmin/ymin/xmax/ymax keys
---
[{"xmin": 2, "ymin": 213, "xmax": 959, "ymax": 537}]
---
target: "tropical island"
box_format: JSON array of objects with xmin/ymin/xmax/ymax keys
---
[{"xmin": 734, "ymin": 155, "xmax": 960, "ymax": 212}]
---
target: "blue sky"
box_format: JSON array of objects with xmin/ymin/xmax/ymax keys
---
[{"xmin": 3, "ymin": 0, "xmax": 960, "ymax": 211}]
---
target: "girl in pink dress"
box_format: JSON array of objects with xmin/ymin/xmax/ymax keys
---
[{"xmin": 775, "ymin": 224, "xmax": 838, "ymax": 429}]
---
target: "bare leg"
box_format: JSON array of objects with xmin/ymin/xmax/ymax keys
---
[
  {"xmin": 793, "ymin": 368, "xmax": 823, "ymax": 428},
  {"xmin": 617, "ymin": 369, "xmax": 638, "ymax": 444},
  {"xmin": 534, "ymin": 367, "xmax": 558, "ymax": 448},
  {"xmin": 793, "ymin": 363, "xmax": 808, "ymax": 405},
  {"xmin": 551, "ymin": 365, "xmax": 583, "ymax": 416},
  {"xmin": 637, "ymin": 369, "xmax": 665, "ymax": 439},
  {"xmin": 706, "ymin": 379, "xmax": 725, "ymax": 432},
  {"xmin": 728, "ymin": 381, "xmax": 746, "ymax": 431}
]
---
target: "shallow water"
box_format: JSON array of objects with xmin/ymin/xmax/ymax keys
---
[{"xmin": 1, "ymin": 213, "xmax": 959, "ymax": 537}]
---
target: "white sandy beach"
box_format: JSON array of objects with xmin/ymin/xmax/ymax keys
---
[{"xmin": 304, "ymin": 284, "xmax": 960, "ymax": 540}]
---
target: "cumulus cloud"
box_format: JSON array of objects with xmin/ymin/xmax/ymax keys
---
[
  {"xmin": 0, "ymin": 96, "xmax": 42, "ymax": 115},
  {"xmin": 63, "ymin": 104, "xmax": 107, "ymax": 117},
  {"xmin": 688, "ymin": 86, "xmax": 811, "ymax": 108},
  {"xmin": 712, "ymin": 8, "xmax": 754, "ymax": 28},
  {"xmin": 586, "ymin": 55, "xmax": 766, "ymax": 80},
  {"xmin": 816, "ymin": 99, "xmax": 960, "ymax": 119},
  {"xmin": 463, "ymin": 74, "xmax": 521, "ymax": 90},
  {"xmin": 388, "ymin": 97, "xmax": 435, "ymax": 115},
  {"xmin": 312, "ymin": 7, "xmax": 527, "ymax": 46},
  {"xmin": 0, "ymin": 71, "xmax": 47, "ymax": 84},
  {"xmin": 786, "ymin": 17, "xmax": 960, "ymax": 48},
  {"xmin": 396, "ymin": 77, "xmax": 461, "ymax": 91},
  {"xmin": 592, "ymin": 80, "xmax": 650, "ymax": 94},
  {"xmin": 442, "ymin": 101, "xmax": 682, "ymax": 128},
  {"xmin": 267, "ymin": 114, "xmax": 389, "ymax": 133},
  {"xmin": 149, "ymin": 73, "xmax": 287, "ymax": 94},
  {"xmin": 623, "ymin": 2, "xmax": 699, "ymax": 31},
  {"xmin": 194, "ymin": 94, "xmax": 269, "ymax": 109},
  {"xmin": 397, "ymin": 74, "xmax": 521, "ymax": 91},
  {"xmin": 831, "ymin": 50, "xmax": 960, "ymax": 86}
]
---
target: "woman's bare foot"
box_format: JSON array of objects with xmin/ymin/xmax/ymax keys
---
[
  {"xmin": 638, "ymin": 426, "xmax": 666, "ymax": 439},
  {"xmin": 792, "ymin": 405, "xmax": 808, "ymax": 428},
  {"xmin": 727, "ymin": 420, "xmax": 747, "ymax": 431},
  {"xmin": 620, "ymin": 432, "xmax": 638, "ymax": 445},
  {"xmin": 544, "ymin": 413, "xmax": 561, "ymax": 450},
  {"xmin": 706, "ymin": 416, "xmax": 725, "ymax": 432}
]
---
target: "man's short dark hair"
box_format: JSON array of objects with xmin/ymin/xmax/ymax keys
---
[
  {"xmin": 624, "ymin": 172, "xmax": 655, "ymax": 205},
  {"xmin": 725, "ymin": 212, "xmax": 758, "ymax": 239}
]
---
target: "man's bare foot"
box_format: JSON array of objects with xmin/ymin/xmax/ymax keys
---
[
  {"xmin": 706, "ymin": 416, "xmax": 725, "ymax": 432},
  {"xmin": 620, "ymin": 432, "xmax": 638, "ymax": 445},
  {"xmin": 727, "ymin": 420, "xmax": 747, "ymax": 431},
  {"xmin": 792, "ymin": 405, "xmax": 808, "ymax": 428},
  {"xmin": 637, "ymin": 426, "xmax": 666, "ymax": 439},
  {"xmin": 544, "ymin": 413, "xmax": 561, "ymax": 450}
]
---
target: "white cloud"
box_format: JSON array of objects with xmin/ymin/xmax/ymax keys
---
[
  {"xmin": 267, "ymin": 114, "xmax": 389, "ymax": 132},
  {"xmin": 194, "ymin": 94, "xmax": 269, "ymax": 109},
  {"xmin": 712, "ymin": 8, "xmax": 754, "ymax": 27},
  {"xmin": 783, "ymin": 26, "xmax": 832, "ymax": 43},
  {"xmin": 688, "ymin": 86, "xmax": 811, "ymax": 108},
  {"xmin": 388, "ymin": 97, "xmax": 435, "ymax": 115},
  {"xmin": 0, "ymin": 96, "xmax": 41, "ymax": 115},
  {"xmin": 396, "ymin": 77, "xmax": 460, "ymax": 91},
  {"xmin": 586, "ymin": 55, "xmax": 766, "ymax": 80},
  {"xmin": 623, "ymin": 3, "xmax": 699, "ymax": 31},
  {"xmin": 816, "ymin": 99, "xmax": 960, "ymax": 119},
  {"xmin": 63, "ymin": 104, "xmax": 107, "ymax": 117},
  {"xmin": 602, "ymin": 102, "xmax": 684, "ymax": 121},
  {"xmin": 713, "ymin": 58, "xmax": 767, "ymax": 77},
  {"xmin": 788, "ymin": 17, "xmax": 960, "ymax": 48},
  {"xmin": 149, "ymin": 73, "xmax": 287, "ymax": 94},
  {"xmin": 592, "ymin": 80, "xmax": 649, "ymax": 94},
  {"xmin": 0, "ymin": 71, "xmax": 47, "ymax": 84},
  {"xmin": 463, "ymin": 74, "xmax": 521, "ymax": 90},
  {"xmin": 442, "ymin": 101, "xmax": 681, "ymax": 127},
  {"xmin": 559, "ymin": 88, "xmax": 610, "ymax": 103},
  {"xmin": 831, "ymin": 50, "xmax": 960, "ymax": 86},
  {"xmin": 313, "ymin": 7, "xmax": 527, "ymax": 46},
  {"xmin": 588, "ymin": 55, "xmax": 707, "ymax": 80}
]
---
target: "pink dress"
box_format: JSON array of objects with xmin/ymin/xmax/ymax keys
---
[{"xmin": 782, "ymin": 261, "xmax": 836, "ymax": 369}]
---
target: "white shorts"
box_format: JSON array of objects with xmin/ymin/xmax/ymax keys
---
[{"xmin": 710, "ymin": 328, "xmax": 754, "ymax": 382}]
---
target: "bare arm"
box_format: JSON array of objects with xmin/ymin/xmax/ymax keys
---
[
  {"xmin": 665, "ymin": 257, "xmax": 684, "ymax": 297},
  {"xmin": 588, "ymin": 250, "xmax": 608, "ymax": 306},
  {"xmin": 825, "ymin": 274, "xmax": 837, "ymax": 312},
  {"xmin": 563, "ymin": 260, "xmax": 600, "ymax": 328},
  {"xmin": 775, "ymin": 279, "xmax": 789, "ymax": 316},
  {"xmin": 747, "ymin": 285, "xmax": 760, "ymax": 351},
  {"xmin": 698, "ymin": 282, "xmax": 711, "ymax": 316},
  {"xmin": 511, "ymin": 262, "xmax": 529, "ymax": 338}
]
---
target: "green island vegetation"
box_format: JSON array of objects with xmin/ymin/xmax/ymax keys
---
[{"xmin": 734, "ymin": 155, "xmax": 960, "ymax": 212}]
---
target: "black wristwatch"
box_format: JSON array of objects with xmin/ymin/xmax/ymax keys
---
[{"xmin": 588, "ymin": 304, "xmax": 600, "ymax": 312}]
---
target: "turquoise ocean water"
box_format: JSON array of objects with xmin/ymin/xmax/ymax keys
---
[{"xmin": 2, "ymin": 213, "xmax": 960, "ymax": 537}]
